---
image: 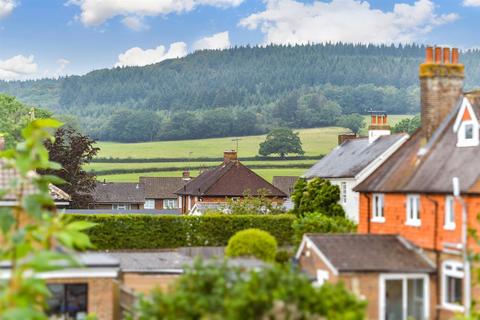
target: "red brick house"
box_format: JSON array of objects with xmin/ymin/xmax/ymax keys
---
[
  {"xmin": 175, "ymin": 151, "xmax": 286, "ymax": 214},
  {"xmin": 296, "ymin": 234, "xmax": 436, "ymax": 319},
  {"xmin": 354, "ymin": 47, "xmax": 480, "ymax": 319},
  {"xmin": 139, "ymin": 175, "xmax": 190, "ymax": 210}
]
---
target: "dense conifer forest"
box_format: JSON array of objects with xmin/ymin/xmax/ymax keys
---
[{"xmin": 2, "ymin": 43, "xmax": 480, "ymax": 142}]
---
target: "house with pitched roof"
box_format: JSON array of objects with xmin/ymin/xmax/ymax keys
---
[
  {"xmin": 175, "ymin": 151, "xmax": 286, "ymax": 214},
  {"xmin": 354, "ymin": 47, "xmax": 480, "ymax": 319},
  {"xmin": 296, "ymin": 234, "xmax": 436, "ymax": 319},
  {"xmin": 91, "ymin": 182, "xmax": 145, "ymax": 210},
  {"xmin": 304, "ymin": 118, "xmax": 408, "ymax": 222},
  {"xmin": 139, "ymin": 175, "xmax": 190, "ymax": 210},
  {"xmin": 272, "ymin": 176, "xmax": 299, "ymax": 210}
]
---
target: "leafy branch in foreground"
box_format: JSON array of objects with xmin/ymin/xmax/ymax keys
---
[{"xmin": 0, "ymin": 119, "xmax": 95, "ymax": 319}]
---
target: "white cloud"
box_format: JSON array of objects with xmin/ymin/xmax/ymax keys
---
[
  {"xmin": 68, "ymin": 0, "xmax": 244, "ymax": 27},
  {"xmin": 0, "ymin": 0, "xmax": 16, "ymax": 18},
  {"xmin": 115, "ymin": 42, "xmax": 188, "ymax": 67},
  {"xmin": 463, "ymin": 0, "xmax": 480, "ymax": 6},
  {"xmin": 121, "ymin": 16, "xmax": 149, "ymax": 31},
  {"xmin": 193, "ymin": 31, "xmax": 230, "ymax": 51},
  {"xmin": 239, "ymin": 0, "xmax": 458, "ymax": 45},
  {"xmin": 0, "ymin": 55, "xmax": 38, "ymax": 80}
]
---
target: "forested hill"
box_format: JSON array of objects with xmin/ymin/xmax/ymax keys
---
[{"xmin": 2, "ymin": 43, "xmax": 480, "ymax": 142}]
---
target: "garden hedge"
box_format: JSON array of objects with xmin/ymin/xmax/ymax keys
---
[{"xmin": 67, "ymin": 214, "xmax": 296, "ymax": 249}]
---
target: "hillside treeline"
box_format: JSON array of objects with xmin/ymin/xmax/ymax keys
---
[{"xmin": 2, "ymin": 43, "xmax": 480, "ymax": 142}]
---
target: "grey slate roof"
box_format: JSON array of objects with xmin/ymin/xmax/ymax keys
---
[
  {"xmin": 139, "ymin": 177, "xmax": 189, "ymax": 199},
  {"xmin": 272, "ymin": 176, "xmax": 299, "ymax": 196},
  {"xmin": 108, "ymin": 249, "xmax": 265, "ymax": 273},
  {"xmin": 93, "ymin": 182, "xmax": 144, "ymax": 204},
  {"xmin": 306, "ymin": 234, "xmax": 435, "ymax": 273},
  {"xmin": 304, "ymin": 134, "xmax": 407, "ymax": 179},
  {"xmin": 355, "ymin": 95, "xmax": 480, "ymax": 194}
]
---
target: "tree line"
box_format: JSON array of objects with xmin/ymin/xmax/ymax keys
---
[{"xmin": 2, "ymin": 43, "xmax": 480, "ymax": 142}]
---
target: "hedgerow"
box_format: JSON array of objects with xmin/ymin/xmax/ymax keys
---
[{"xmin": 66, "ymin": 214, "xmax": 296, "ymax": 249}]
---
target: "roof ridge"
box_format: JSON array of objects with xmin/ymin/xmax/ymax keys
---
[
  {"xmin": 238, "ymin": 162, "xmax": 287, "ymax": 197},
  {"xmin": 200, "ymin": 161, "xmax": 236, "ymax": 195}
]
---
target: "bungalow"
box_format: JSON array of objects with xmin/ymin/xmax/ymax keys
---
[
  {"xmin": 296, "ymin": 234, "xmax": 436, "ymax": 320},
  {"xmin": 91, "ymin": 182, "xmax": 145, "ymax": 210},
  {"xmin": 175, "ymin": 151, "xmax": 286, "ymax": 214},
  {"xmin": 139, "ymin": 174, "xmax": 190, "ymax": 210},
  {"xmin": 354, "ymin": 47, "xmax": 480, "ymax": 319},
  {"xmin": 304, "ymin": 117, "xmax": 408, "ymax": 222}
]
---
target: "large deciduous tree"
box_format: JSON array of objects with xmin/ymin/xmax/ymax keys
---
[
  {"xmin": 259, "ymin": 128, "xmax": 304, "ymax": 158},
  {"xmin": 337, "ymin": 113, "xmax": 365, "ymax": 135},
  {"xmin": 40, "ymin": 126, "xmax": 99, "ymax": 208}
]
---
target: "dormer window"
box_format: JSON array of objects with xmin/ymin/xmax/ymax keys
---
[
  {"xmin": 454, "ymin": 98, "xmax": 479, "ymax": 148},
  {"xmin": 457, "ymin": 121, "xmax": 478, "ymax": 147}
]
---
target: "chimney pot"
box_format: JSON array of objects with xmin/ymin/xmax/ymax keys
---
[
  {"xmin": 435, "ymin": 47, "xmax": 442, "ymax": 64},
  {"xmin": 443, "ymin": 48, "xmax": 451, "ymax": 64},
  {"xmin": 425, "ymin": 47, "xmax": 433, "ymax": 63},
  {"xmin": 452, "ymin": 48, "xmax": 459, "ymax": 64}
]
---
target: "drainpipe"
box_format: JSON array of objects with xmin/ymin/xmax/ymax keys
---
[
  {"xmin": 365, "ymin": 193, "xmax": 371, "ymax": 234},
  {"xmin": 426, "ymin": 195, "xmax": 441, "ymax": 320},
  {"xmin": 453, "ymin": 177, "xmax": 471, "ymax": 317}
]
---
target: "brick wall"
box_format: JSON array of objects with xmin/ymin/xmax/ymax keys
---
[
  {"xmin": 122, "ymin": 273, "xmax": 180, "ymax": 294},
  {"xmin": 47, "ymin": 277, "xmax": 118, "ymax": 320},
  {"xmin": 358, "ymin": 193, "xmax": 478, "ymax": 252}
]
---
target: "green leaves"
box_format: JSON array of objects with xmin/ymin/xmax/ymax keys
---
[
  {"xmin": 134, "ymin": 261, "xmax": 366, "ymax": 319},
  {"xmin": 292, "ymin": 177, "xmax": 346, "ymax": 217},
  {"xmin": 0, "ymin": 117, "xmax": 95, "ymax": 317},
  {"xmin": 259, "ymin": 127, "xmax": 304, "ymax": 158}
]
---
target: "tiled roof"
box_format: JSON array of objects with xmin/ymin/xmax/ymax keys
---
[
  {"xmin": 93, "ymin": 182, "xmax": 145, "ymax": 203},
  {"xmin": 0, "ymin": 159, "xmax": 70, "ymax": 202},
  {"xmin": 139, "ymin": 177, "xmax": 188, "ymax": 199},
  {"xmin": 355, "ymin": 96, "xmax": 480, "ymax": 194},
  {"xmin": 304, "ymin": 134, "xmax": 407, "ymax": 179},
  {"xmin": 305, "ymin": 234, "xmax": 435, "ymax": 273},
  {"xmin": 175, "ymin": 161, "xmax": 286, "ymax": 197},
  {"xmin": 272, "ymin": 176, "xmax": 299, "ymax": 196}
]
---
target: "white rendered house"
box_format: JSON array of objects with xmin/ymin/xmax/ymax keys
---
[{"xmin": 304, "ymin": 114, "xmax": 408, "ymax": 222}]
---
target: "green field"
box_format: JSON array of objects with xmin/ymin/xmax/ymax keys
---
[
  {"xmin": 97, "ymin": 168, "xmax": 309, "ymax": 183},
  {"xmin": 94, "ymin": 115, "xmax": 411, "ymax": 182}
]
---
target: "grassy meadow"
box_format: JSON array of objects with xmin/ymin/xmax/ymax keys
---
[{"xmin": 93, "ymin": 115, "xmax": 411, "ymax": 182}]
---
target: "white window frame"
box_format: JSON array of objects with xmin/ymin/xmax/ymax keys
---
[
  {"xmin": 379, "ymin": 273, "xmax": 430, "ymax": 320},
  {"xmin": 406, "ymin": 195, "xmax": 421, "ymax": 227},
  {"xmin": 444, "ymin": 196, "xmax": 456, "ymax": 230},
  {"xmin": 457, "ymin": 121, "xmax": 479, "ymax": 147},
  {"xmin": 163, "ymin": 199, "xmax": 178, "ymax": 209},
  {"xmin": 372, "ymin": 193, "xmax": 385, "ymax": 222},
  {"xmin": 112, "ymin": 203, "xmax": 130, "ymax": 210},
  {"xmin": 341, "ymin": 182, "xmax": 347, "ymax": 204},
  {"xmin": 314, "ymin": 269, "xmax": 329, "ymax": 287},
  {"xmin": 144, "ymin": 199, "xmax": 155, "ymax": 209},
  {"xmin": 441, "ymin": 260, "xmax": 465, "ymax": 312}
]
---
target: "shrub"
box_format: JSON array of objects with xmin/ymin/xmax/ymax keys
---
[
  {"xmin": 292, "ymin": 212, "xmax": 356, "ymax": 243},
  {"xmin": 225, "ymin": 229, "xmax": 278, "ymax": 261},
  {"xmin": 292, "ymin": 177, "xmax": 346, "ymax": 217},
  {"xmin": 67, "ymin": 214, "xmax": 295, "ymax": 249},
  {"xmin": 133, "ymin": 260, "xmax": 366, "ymax": 320},
  {"xmin": 275, "ymin": 249, "xmax": 292, "ymax": 264}
]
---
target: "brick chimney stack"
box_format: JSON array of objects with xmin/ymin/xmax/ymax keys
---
[
  {"xmin": 0, "ymin": 136, "xmax": 4, "ymax": 151},
  {"xmin": 420, "ymin": 46, "xmax": 464, "ymax": 140},
  {"xmin": 368, "ymin": 113, "xmax": 391, "ymax": 143},
  {"xmin": 223, "ymin": 150, "xmax": 238, "ymax": 164}
]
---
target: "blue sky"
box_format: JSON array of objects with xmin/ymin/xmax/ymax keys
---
[{"xmin": 1, "ymin": 0, "xmax": 480, "ymax": 80}]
